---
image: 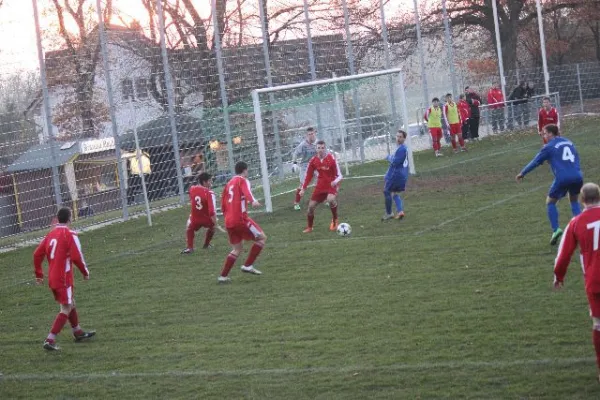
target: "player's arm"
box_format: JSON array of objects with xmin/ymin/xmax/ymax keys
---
[
  {"xmin": 442, "ymin": 105, "xmax": 449, "ymax": 126},
  {"xmin": 70, "ymin": 233, "xmax": 90, "ymax": 280},
  {"xmin": 517, "ymin": 147, "xmax": 549, "ymax": 180},
  {"xmin": 291, "ymin": 142, "xmax": 304, "ymax": 165},
  {"xmin": 423, "ymin": 108, "xmax": 430, "ymax": 122},
  {"xmin": 301, "ymin": 160, "xmax": 315, "ymax": 191},
  {"xmin": 553, "ymin": 220, "xmax": 578, "ymax": 288},
  {"xmin": 241, "ymin": 179, "xmax": 261, "ymax": 207},
  {"xmin": 33, "ymin": 237, "xmax": 47, "ymax": 284},
  {"xmin": 538, "ymin": 110, "xmax": 543, "ymax": 133},
  {"xmin": 389, "ymin": 146, "xmax": 406, "ymax": 167},
  {"xmin": 555, "ymin": 109, "xmax": 560, "ymax": 129},
  {"xmin": 332, "ymin": 156, "xmax": 343, "ymax": 187},
  {"xmin": 209, "ymin": 191, "xmax": 217, "ymax": 225},
  {"xmin": 220, "ymin": 188, "xmax": 228, "ymax": 216}
]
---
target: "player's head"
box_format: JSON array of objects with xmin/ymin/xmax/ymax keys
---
[
  {"xmin": 459, "ymin": 94, "xmax": 465, "ymax": 100},
  {"xmin": 56, "ymin": 207, "xmax": 71, "ymax": 224},
  {"xmin": 542, "ymin": 97, "xmax": 551, "ymax": 108},
  {"xmin": 396, "ymin": 130, "xmax": 407, "ymax": 145},
  {"xmin": 198, "ymin": 172, "xmax": 213, "ymax": 188},
  {"xmin": 542, "ymin": 124, "xmax": 560, "ymax": 139},
  {"xmin": 464, "ymin": 86, "xmax": 470, "ymax": 93},
  {"xmin": 432, "ymin": 97, "xmax": 439, "ymax": 106},
  {"xmin": 306, "ymin": 127, "xmax": 316, "ymax": 143},
  {"xmin": 519, "ymin": 81, "xmax": 526, "ymax": 88},
  {"xmin": 235, "ymin": 161, "xmax": 248, "ymax": 177},
  {"xmin": 580, "ymin": 183, "xmax": 600, "ymax": 207},
  {"xmin": 316, "ymin": 140, "xmax": 326, "ymax": 157},
  {"xmin": 445, "ymin": 93, "xmax": 453, "ymax": 102}
]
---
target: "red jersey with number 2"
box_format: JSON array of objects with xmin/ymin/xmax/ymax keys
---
[
  {"xmin": 222, "ymin": 176, "xmax": 256, "ymax": 229},
  {"xmin": 302, "ymin": 152, "xmax": 343, "ymax": 193},
  {"xmin": 189, "ymin": 185, "xmax": 216, "ymax": 222},
  {"xmin": 555, "ymin": 206, "xmax": 600, "ymax": 293}
]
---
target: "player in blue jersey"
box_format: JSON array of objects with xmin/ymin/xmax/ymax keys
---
[
  {"xmin": 516, "ymin": 124, "xmax": 583, "ymax": 245},
  {"xmin": 382, "ymin": 130, "xmax": 409, "ymax": 221}
]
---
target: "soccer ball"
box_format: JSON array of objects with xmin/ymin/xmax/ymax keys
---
[{"xmin": 336, "ymin": 222, "xmax": 351, "ymax": 237}]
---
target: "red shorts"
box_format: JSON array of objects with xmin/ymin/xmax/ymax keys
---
[
  {"xmin": 429, "ymin": 128, "xmax": 443, "ymax": 140},
  {"xmin": 311, "ymin": 185, "xmax": 339, "ymax": 203},
  {"xmin": 449, "ymin": 123, "xmax": 461, "ymax": 135},
  {"xmin": 588, "ymin": 292, "xmax": 600, "ymax": 317},
  {"xmin": 187, "ymin": 217, "xmax": 214, "ymax": 231},
  {"xmin": 226, "ymin": 218, "xmax": 263, "ymax": 245},
  {"xmin": 52, "ymin": 286, "xmax": 73, "ymax": 305}
]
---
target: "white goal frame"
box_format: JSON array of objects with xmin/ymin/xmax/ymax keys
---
[{"xmin": 252, "ymin": 68, "xmax": 416, "ymax": 213}]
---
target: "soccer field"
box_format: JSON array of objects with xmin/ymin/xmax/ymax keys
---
[{"xmin": 1, "ymin": 118, "xmax": 600, "ymax": 399}]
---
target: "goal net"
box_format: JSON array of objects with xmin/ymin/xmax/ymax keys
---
[{"xmin": 249, "ymin": 68, "xmax": 415, "ymax": 212}]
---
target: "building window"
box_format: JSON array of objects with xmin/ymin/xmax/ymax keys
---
[
  {"xmin": 136, "ymin": 78, "xmax": 149, "ymax": 100},
  {"xmin": 122, "ymin": 78, "xmax": 134, "ymax": 101}
]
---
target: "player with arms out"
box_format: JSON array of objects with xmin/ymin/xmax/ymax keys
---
[
  {"xmin": 553, "ymin": 183, "xmax": 600, "ymax": 381},
  {"xmin": 382, "ymin": 130, "xmax": 409, "ymax": 221},
  {"xmin": 292, "ymin": 127, "xmax": 318, "ymax": 210},
  {"xmin": 538, "ymin": 96, "xmax": 560, "ymax": 145},
  {"xmin": 182, "ymin": 172, "xmax": 217, "ymax": 254},
  {"xmin": 299, "ymin": 140, "xmax": 342, "ymax": 233},
  {"xmin": 443, "ymin": 93, "xmax": 467, "ymax": 153},
  {"xmin": 218, "ymin": 161, "xmax": 265, "ymax": 283},
  {"xmin": 516, "ymin": 124, "xmax": 583, "ymax": 245},
  {"xmin": 33, "ymin": 207, "xmax": 95, "ymax": 351}
]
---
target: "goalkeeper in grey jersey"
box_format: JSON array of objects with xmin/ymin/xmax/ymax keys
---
[{"xmin": 292, "ymin": 127, "xmax": 317, "ymax": 210}]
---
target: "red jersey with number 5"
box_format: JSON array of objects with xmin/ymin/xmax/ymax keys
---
[
  {"xmin": 555, "ymin": 206, "xmax": 600, "ymax": 293},
  {"xmin": 221, "ymin": 175, "xmax": 256, "ymax": 228},
  {"xmin": 189, "ymin": 185, "xmax": 216, "ymax": 222},
  {"xmin": 33, "ymin": 225, "xmax": 89, "ymax": 290},
  {"xmin": 302, "ymin": 152, "xmax": 343, "ymax": 193}
]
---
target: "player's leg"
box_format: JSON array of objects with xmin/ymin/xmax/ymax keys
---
[
  {"xmin": 433, "ymin": 129, "xmax": 443, "ymax": 156},
  {"xmin": 68, "ymin": 299, "xmax": 95, "ymax": 342},
  {"xmin": 452, "ymin": 124, "xmax": 466, "ymax": 150},
  {"xmin": 44, "ymin": 289, "xmax": 74, "ymax": 351},
  {"xmin": 305, "ymin": 193, "xmax": 325, "ymax": 232},
  {"xmin": 392, "ymin": 189, "xmax": 405, "ymax": 219},
  {"xmin": 182, "ymin": 217, "xmax": 199, "ymax": 254},
  {"xmin": 587, "ymin": 292, "xmax": 600, "ymax": 381},
  {"xmin": 219, "ymin": 234, "xmax": 243, "ymax": 282},
  {"xmin": 327, "ymin": 193, "xmax": 339, "ymax": 231},
  {"xmin": 241, "ymin": 219, "xmax": 266, "ymax": 275},
  {"xmin": 382, "ymin": 182, "xmax": 393, "ymax": 221},
  {"xmin": 568, "ymin": 181, "xmax": 583, "ymax": 217},
  {"xmin": 429, "ymin": 129, "xmax": 438, "ymax": 154},
  {"xmin": 547, "ymin": 181, "xmax": 569, "ymax": 244},
  {"xmin": 294, "ymin": 166, "xmax": 305, "ymax": 210},
  {"xmin": 203, "ymin": 223, "xmax": 216, "ymax": 249}
]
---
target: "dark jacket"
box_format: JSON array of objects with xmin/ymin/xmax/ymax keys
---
[
  {"xmin": 509, "ymin": 85, "xmax": 527, "ymax": 105},
  {"xmin": 466, "ymin": 91, "xmax": 482, "ymax": 118}
]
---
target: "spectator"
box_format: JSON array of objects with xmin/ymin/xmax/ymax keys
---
[
  {"xmin": 508, "ymin": 81, "xmax": 527, "ymax": 129},
  {"xmin": 465, "ymin": 86, "xmax": 482, "ymax": 141},
  {"xmin": 458, "ymin": 94, "xmax": 471, "ymax": 140},
  {"xmin": 523, "ymin": 82, "xmax": 535, "ymax": 126},
  {"xmin": 487, "ymin": 82, "xmax": 505, "ymax": 133}
]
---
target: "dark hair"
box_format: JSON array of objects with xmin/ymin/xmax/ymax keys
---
[
  {"xmin": 235, "ymin": 161, "xmax": 248, "ymax": 175},
  {"xmin": 464, "ymin": 86, "xmax": 470, "ymax": 91},
  {"xmin": 543, "ymin": 124, "xmax": 559, "ymax": 136},
  {"xmin": 397, "ymin": 130, "xmax": 407, "ymax": 138},
  {"xmin": 432, "ymin": 97, "xmax": 440, "ymax": 102},
  {"xmin": 198, "ymin": 172, "xmax": 212, "ymax": 185},
  {"xmin": 316, "ymin": 140, "xmax": 326, "ymax": 146},
  {"xmin": 306, "ymin": 127, "xmax": 315, "ymax": 133},
  {"xmin": 459, "ymin": 94, "xmax": 465, "ymax": 99},
  {"xmin": 445, "ymin": 93, "xmax": 452, "ymax": 98},
  {"xmin": 57, "ymin": 207, "xmax": 71, "ymax": 224},
  {"xmin": 542, "ymin": 96, "xmax": 551, "ymax": 102},
  {"xmin": 520, "ymin": 81, "xmax": 526, "ymax": 86}
]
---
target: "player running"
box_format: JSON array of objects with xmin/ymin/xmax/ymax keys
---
[
  {"xmin": 516, "ymin": 124, "xmax": 583, "ymax": 245},
  {"xmin": 538, "ymin": 96, "xmax": 560, "ymax": 145},
  {"xmin": 424, "ymin": 97, "xmax": 444, "ymax": 157},
  {"xmin": 443, "ymin": 93, "xmax": 467, "ymax": 153},
  {"xmin": 299, "ymin": 140, "xmax": 343, "ymax": 233},
  {"xmin": 292, "ymin": 127, "xmax": 318, "ymax": 210},
  {"xmin": 382, "ymin": 130, "xmax": 409, "ymax": 221},
  {"xmin": 553, "ymin": 183, "xmax": 600, "ymax": 382},
  {"xmin": 182, "ymin": 172, "xmax": 217, "ymax": 254},
  {"xmin": 33, "ymin": 207, "xmax": 95, "ymax": 351},
  {"xmin": 218, "ymin": 161, "xmax": 265, "ymax": 283}
]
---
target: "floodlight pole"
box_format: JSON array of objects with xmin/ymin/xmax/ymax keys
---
[{"xmin": 536, "ymin": 0, "xmax": 550, "ymax": 95}]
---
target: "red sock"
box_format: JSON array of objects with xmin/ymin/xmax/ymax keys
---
[
  {"xmin": 204, "ymin": 228, "xmax": 215, "ymax": 247},
  {"xmin": 450, "ymin": 135, "xmax": 457, "ymax": 149},
  {"xmin": 458, "ymin": 135, "xmax": 465, "ymax": 147},
  {"xmin": 50, "ymin": 312, "xmax": 69, "ymax": 336},
  {"xmin": 220, "ymin": 252, "xmax": 238, "ymax": 277},
  {"xmin": 593, "ymin": 330, "xmax": 600, "ymax": 370},
  {"xmin": 295, "ymin": 188, "xmax": 302, "ymax": 204},
  {"xmin": 244, "ymin": 243, "xmax": 264, "ymax": 266},
  {"xmin": 186, "ymin": 226, "xmax": 195, "ymax": 249},
  {"xmin": 330, "ymin": 205, "xmax": 338, "ymax": 220},
  {"xmin": 307, "ymin": 214, "xmax": 315, "ymax": 228},
  {"xmin": 68, "ymin": 308, "xmax": 79, "ymax": 328}
]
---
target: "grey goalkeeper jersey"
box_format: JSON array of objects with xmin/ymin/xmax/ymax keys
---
[{"xmin": 293, "ymin": 139, "xmax": 317, "ymax": 164}]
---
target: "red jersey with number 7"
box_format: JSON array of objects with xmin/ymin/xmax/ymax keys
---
[
  {"xmin": 554, "ymin": 206, "xmax": 600, "ymax": 293},
  {"xmin": 221, "ymin": 175, "xmax": 257, "ymax": 229},
  {"xmin": 189, "ymin": 185, "xmax": 216, "ymax": 222},
  {"xmin": 33, "ymin": 225, "xmax": 89, "ymax": 290}
]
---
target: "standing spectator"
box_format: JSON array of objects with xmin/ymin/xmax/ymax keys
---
[
  {"xmin": 458, "ymin": 94, "xmax": 471, "ymax": 140},
  {"xmin": 508, "ymin": 82, "xmax": 527, "ymax": 128},
  {"xmin": 523, "ymin": 82, "xmax": 535, "ymax": 126},
  {"xmin": 465, "ymin": 87, "xmax": 481, "ymax": 141},
  {"xmin": 487, "ymin": 82, "xmax": 505, "ymax": 133}
]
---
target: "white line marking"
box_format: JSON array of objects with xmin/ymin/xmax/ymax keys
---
[{"xmin": 1, "ymin": 357, "xmax": 593, "ymax": 381}]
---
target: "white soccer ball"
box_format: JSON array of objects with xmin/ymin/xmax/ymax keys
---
[{"xmin": 336, "ymin": 222, "xmax": 351, "ymax": 237}]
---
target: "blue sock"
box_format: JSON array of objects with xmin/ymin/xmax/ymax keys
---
[
  {"xmin": 384, "ymin": 191, "xmax": 392, "ymax": 215},
  {"xmin": 570, "ymin": 201, "xmax": 581, "ymax": 217},
  {"xmin": 547, "ymin": 203, "xmax": 559, "ymax": 232},
  {"xmin": 393, "ymin": 194, "xmax": 403, "ymax": 213}
]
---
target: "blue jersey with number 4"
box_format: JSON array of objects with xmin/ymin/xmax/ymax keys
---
[
  {"xmin": 520, "ymin": 137, "xmax": 582, "ymax": 182},
  {"xmin": 385, "ymin": 144, "xmax": 409, "ymax": 183}
]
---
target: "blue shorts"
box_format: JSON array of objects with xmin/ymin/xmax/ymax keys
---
[
  {"xmin": 384, "ymin": 179, "xmax": 406, "ymax": 193},
  {"xmin": 548, "ymin": 179, "xmax": 583, "ymax": 200}
]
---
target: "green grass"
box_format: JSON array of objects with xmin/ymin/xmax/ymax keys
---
[{"xmin": 1, "ymin": 117, "xmax": 600, "ymax": 399}]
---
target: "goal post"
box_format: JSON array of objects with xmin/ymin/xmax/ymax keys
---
[{"xmin": 251, "ymin": 68, "xmax": 415, "ymax": 213}]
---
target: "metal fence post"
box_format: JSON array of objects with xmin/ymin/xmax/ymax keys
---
[
  {"xmin": 413, "ymin": 0, "xmax": 429, "ymax": 108},
  {"xmin": 576, "ymin": 64, "xmax": 584, "ymax": 113},
  {"xmin": 380, "ymin": 0, "xmax": 399, "ymax": 156},
  {"xmin": 303, "ymin": 0, "xmax": 323, "ymax": 134},
  {"xmin": 156, "ymin": 0, "xmax": 185, "ymax": 203},
  {"xmin": 31, "ymin": 0, "xmax": 63, "ymax": 209},
  {"xmin": 442, "ymin": 0, "xmax": 458, "ymax": 97}
]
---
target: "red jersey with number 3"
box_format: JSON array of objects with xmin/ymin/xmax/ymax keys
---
[
  {"xmin": 302, "ymin": 152, "xmax": 343, "ymax": 193},
  {"xmin": 189, "ymin": 185, "xmax": 216, "ymax": 222},
  {"xmin": 222, "ymin": 176, "xmax": 256, "ymax": 229},
  {"xmin": 538, "ymin": 107, "xmax": 559, "ymax": 132},
  {"xmin": 33, "ymin": 225, "xmax": 88, "ymax": 290},
  {"xmin": 554, "ymin": 206, "xmax": 600, "ymax": 293}
]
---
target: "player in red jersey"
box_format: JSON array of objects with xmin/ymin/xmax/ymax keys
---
[
  {"xmin": 538, "ymin": 97, "xmax": 559, "ymax": 145},
  {"xmin": 554, "ymin": 183, "xmax": 600, "ymax": 381},
  {"xmin": 33, "ymin": 208, "xmax": 95, "ymax": 351},
  {"xmin": 218, "ymin": 161, "xmax": 265, "ymax": 283},
  {"xmin": 182, "ymin": 172, "xmax": 217, "ymax": 254},
  {"xmin": 299, "ymin": 140, "xmax": 343, "ymax": 233}
]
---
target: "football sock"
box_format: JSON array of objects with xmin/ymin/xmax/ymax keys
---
[
  {"xmin": 570, "ymin": 201, "xmax": 581, "ymax": 217},
  {"xmin": 393, "ymin": 194, "xmax": 403, "ymax": 213},
  {"xmin": 49, "ymin": 312, "xmax": 69, "ymax": 337},
  {"xmin": 547, "ymin": 203, "xmax": 560, "ymax": 231},
  {"xmin": 450, "ymin": 136, "xmax": 457, "ymax": 150},
  {"xmin": 307, "ymin": 214, "xmax": 315, "ymax": 228},
  {"xmin": 294, "ymin": 189, "xmax": 302, "ymax": 204},
  {"xmin": 68, "ymin": 308, "xmax": 79, "ymax": 329},
  {"xmin": 593, "ymin": 329, "xmax": 600, "ymax": 370},
  {"xmin": 384, "ymin": 190, "xmax": 392, "ymax": 215},
  {"xmin": 458, "ymin": 135, "xmax": 465, "ymax": 147},
  {"xmin": 220, "ymin": 252, "xmax": 238, "ymax": 277},
  {"xmin": 244, "ymin": 243, "xmax": 264, "ymax": 266},
  {"xmin": 330, "ymin": 204, "xmax": 338, "ymax": 220},
  {"xmin": 204, "ymin": 228, "xmax": 215, "ymax": 247},
  {"xmin": 186, "ymin": 226, "xmax": 195, "ymax": 249}
]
